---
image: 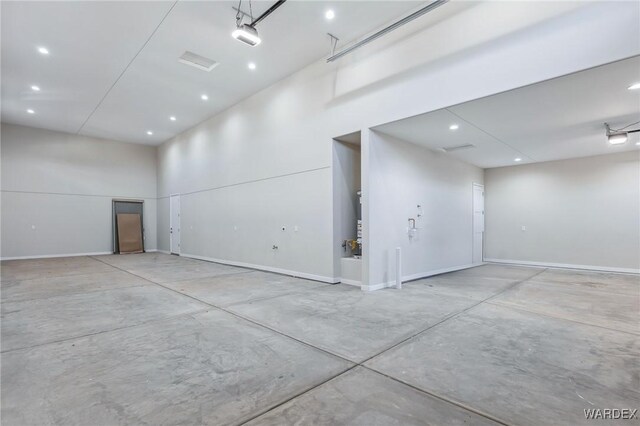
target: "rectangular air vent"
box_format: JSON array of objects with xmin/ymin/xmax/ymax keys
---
[
  {"xmin": 178, "ymin": 51, "xmax": 219, "ymax": 72},
  {"xmin": 441, "ymin": 144, "xmax": 476, "ymax": 153}
]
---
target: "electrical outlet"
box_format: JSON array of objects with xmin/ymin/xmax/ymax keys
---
[
  {"xmin": 294, "ymin": 225, "xmax": 299, "ymax": 232},
  {"xmin": 521, "ymin": 225, "xmax": 526, "ymax": 231}
]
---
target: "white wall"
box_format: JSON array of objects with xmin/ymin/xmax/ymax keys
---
[
  {"xmin": 1, "ymin": 123, "xmax": 157, "ymax": 259},
  {"xmin": 366, "ymin": 131, "xmax": 483, "ymax": 289},
  {"xmin": 484, "ymin": 151, "xmax": 640, "ymax": 273},
  {"xmin": 156, "ymin": 2, "xmax": 639, "ymax": 284}
]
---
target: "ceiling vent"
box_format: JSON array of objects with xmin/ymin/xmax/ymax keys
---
[
  {"xmin": 178, "ymin": 51, "xmax": 219, "ymax": 72},
  {"xmin": 441, "ymin": 144, "xmax": 476, "ymax": 153}
]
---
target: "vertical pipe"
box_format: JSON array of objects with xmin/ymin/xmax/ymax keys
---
[{"xmin": 395, "ymin": 247, "xmax": 402, "ymax": 289}]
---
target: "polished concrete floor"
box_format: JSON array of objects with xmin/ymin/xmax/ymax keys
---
[{"xmin": 1, "ymin": 253, "xmax": 638, "ymax": 425}]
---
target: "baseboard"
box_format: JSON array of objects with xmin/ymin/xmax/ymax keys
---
[
  {"xmin": 150, "ymin": 249, "xmax": 171, "ymax": 254},
  {"xmin": 484, "ymin": 258, "xmax": 640, "ymax": 275},
  {"xmin": 340, "ymin": 278, "xmax": 361, "ymax": 287},
  {"xmin": 0, "ymin": 251, "xmax": 112, "ymax": 261},
  {"xmin": 361, "ymin": 281, "xmax": 395, "ymax": 291},
  {"xmin": 181, "ymin": 253, "xmax": 340, "ymax": 284},
  {"xmin": 362, "ymin": 263, "xmax": 483, "ymax": 292}
]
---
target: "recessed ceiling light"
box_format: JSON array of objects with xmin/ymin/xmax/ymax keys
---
[
  {"xmin": 201, "ymin": 94, "xmax": 209, "ymax": 101},
  {"xmin": 31, "ymin": 85, "xmax": 41, "ymax": 91},
  {"xmin": 628, "ymin": 82, "xmax": 640, "ymax": 90},
  {"xmin": 248, "ymin": 62, "xmax": 256, "ymax": 70},
  {"xmin": 26, "ymin": 109, "xmax": 35, "ymax": 114},
  {"xmin": 146, "ymin": 131, "xmax": 153, "ymax": 136},
  {"xmin": 37, "ymin": 47, "xmax": 49, "ymax": 55},
  {"xmin": 514, "ymin": 157, "xmax": 522, "ymax": 162},
  {"xmin": 169, "ymin": 116, "xmax": 176, "ymax": 121},
  {"xmin": 449, "ymin": 124, "xmax": 459, "ymax": 130},
  {"xmin": 325, "ymin": 10, "xmax": 335, "ymax": 20}
]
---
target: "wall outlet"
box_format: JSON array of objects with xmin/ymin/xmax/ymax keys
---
[
  {"xmin": 294, "ymin": 225, "xmax": 299, "ymax": 232},
  {"xmin": 31, "ymin": 225, "xmax": 36, "ymax": 230},
  {"xmin": 521, "ymin": 225, "xmax": 526, "ymax": 231}
]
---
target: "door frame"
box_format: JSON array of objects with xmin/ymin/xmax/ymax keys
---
[
  {"xmin": 169, "ymin": 194, "xmax": 181, "ymax": 255},
  {"xmin": 472, "ymin": 183, "xmax": 485, "ymax": 264}
]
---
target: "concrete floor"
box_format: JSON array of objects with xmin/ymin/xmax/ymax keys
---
[{"xmin": 1, "ymin": 254, "xmax": 638, "ymax": 425}]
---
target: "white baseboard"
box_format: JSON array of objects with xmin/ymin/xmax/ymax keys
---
[
  {"xmin": 362, "ymin": 263, "xmax": 483, "ymax": 292},
  {"xmin": 1, "ymin": 251, "xmax": 112, "ymax": 261},
  {"xmin": 181, "ymin": 253, "xmax": 340, "ymax": 284},
  {"xmin": 361, "ymin": 281, "xmax": 395, "ymax": 291},
  {"xmin": 484, "ymin": 258, "xmax": 640, "ymax": 275},
  {"xmin": 340, "ymin": 278, "xmax": 361, "ymax": 287},
  {"xmin": 150, "ymin": 249, "xmax": 171, "ymax": 254}
]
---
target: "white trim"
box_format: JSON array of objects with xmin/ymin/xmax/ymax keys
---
[
  {"xmin": 361, "ymin": 281, "xmax": 394, "ymax": 291},
  {"xmin": 361, "ymin": 263, "xmax": 483, "ymax": 291},
  {"xmin": 484, "ymin": 258, "xmax": 640, "ymax": 275},
  {"xmin": 152, "ymin": 249, "xmax": 171, "ymax": 255},
  {"xmin": 1, "ymin": 251, "xmax": 112, "ymax": 261},
  {"xmin": 340, "ymin": 278, "xmax": 361, "ymax": 287},
  {"xmin": 181, "ymin": 253, "xmax": 340, "ymax": 284}
]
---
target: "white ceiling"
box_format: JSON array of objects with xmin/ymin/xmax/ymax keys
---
[
  {"xmin": 1, "ymin": 0, "xmax": 423, "ymax": 145},
  {"xmin": 374, "ymin": 56, "xmax": 640, "ymax": 168}
]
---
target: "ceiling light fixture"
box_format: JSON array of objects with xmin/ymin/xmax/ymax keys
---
[
  {"xmin": 27, "ymin": 109, "xmax": 35, "ymax": 114},
  {"xmin": 605, "ymin": 122, "xmax": 640, "ymax": 145},
  {"xmin": 37, "ymin": 46, "xmax": 49, "ymax": 55},
  {"xmin": 170, "ymin": 116, "xmax": 177, "ymax": 121},
  {"xmin": 232, "ymin": 0, "xmax": 286, "ymax": 46},
  {"xmin": 607, "ymin": 133, "xmax": 628, "ymax": 145},
  {"xmin": 248, "ymin": 62, "xmax": 256, "ymax": 70},
  {"xmin": 628, "ymin": 82, "xmax": 640, "ymax": 90},
  {"xmin": 146, "ymin": 131, "xmax": 153, "ymax": 136},
  {"xmin": 31, "ymin": 85, "xmax": 41, "ymax": 91},
  {"xmin": 232, "ymin": 24, "xmax": 261, "ymax": 47},
  {"xmin": 514, "ymin": 157, "xmax": 522, "ymax": 162},
  {"xmin": 201, "ymin": 94, "xmax": 209, "ymax": 101},
  {"xmin": 325, "ymin": 9, "xmax": 335, "ymax": 20},
  {"xmin": 449, "ymin": 124, "xmax": 459, "ymax": 130}
]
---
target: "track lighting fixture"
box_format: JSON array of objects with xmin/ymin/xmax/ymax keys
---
[
  {"xmin": 232, "ymin": 0, "xmax": 286, "ymax": 47},
  {"xmin": 232, "ymin": 24, "xmax": 261, "ymax": 46},
  {"xmin": 605, "ymin": 122, "xmax": 640, "ymax": 145}
]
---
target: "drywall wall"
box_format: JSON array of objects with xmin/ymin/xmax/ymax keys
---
[
  {"xmin": 1, "ymin": 123, "xmax": 157, "ymax": 258},
  {"xmin": 332, "ymin": 140, "xmax": 361, "ymax": 275},
  {"xmin": 484, "ymin": 151, "xmax": 640, "ymax": 273},
  {"xmin": 156, "ymin": 2, "xmax": 639, "ymax": 284},
  {"xmin": 366, "ymin": 131, "xmax": 483, "ymax": 289}
]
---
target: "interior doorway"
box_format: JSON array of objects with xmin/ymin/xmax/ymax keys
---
[
  {"xmin": 472, "ymin": 183, "xmax": 485, "ymax": 264},
  {"xmin": 170, "ymin": 194, "xmax": 181, "ymax": 255},
  {"xmin": 112, "ymin": 199, "xmax": 145, "ymax": 254}
]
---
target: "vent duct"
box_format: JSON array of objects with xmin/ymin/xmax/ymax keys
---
[
  {"xmin": 441, "ymin": 144, "xmax": 475, "ymax": 153},
  {"xmin": 179, "ymin": 51, "xmax": 219, "ymax": 72}
]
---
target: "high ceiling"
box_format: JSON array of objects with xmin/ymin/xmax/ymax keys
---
[
  {"xmin": 1, "ymin": 0, "xmax": 422, "ymax": 145},
  {"xmin": 374, "ymin": 56, "xmax": 640, "ymax": 168}
]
